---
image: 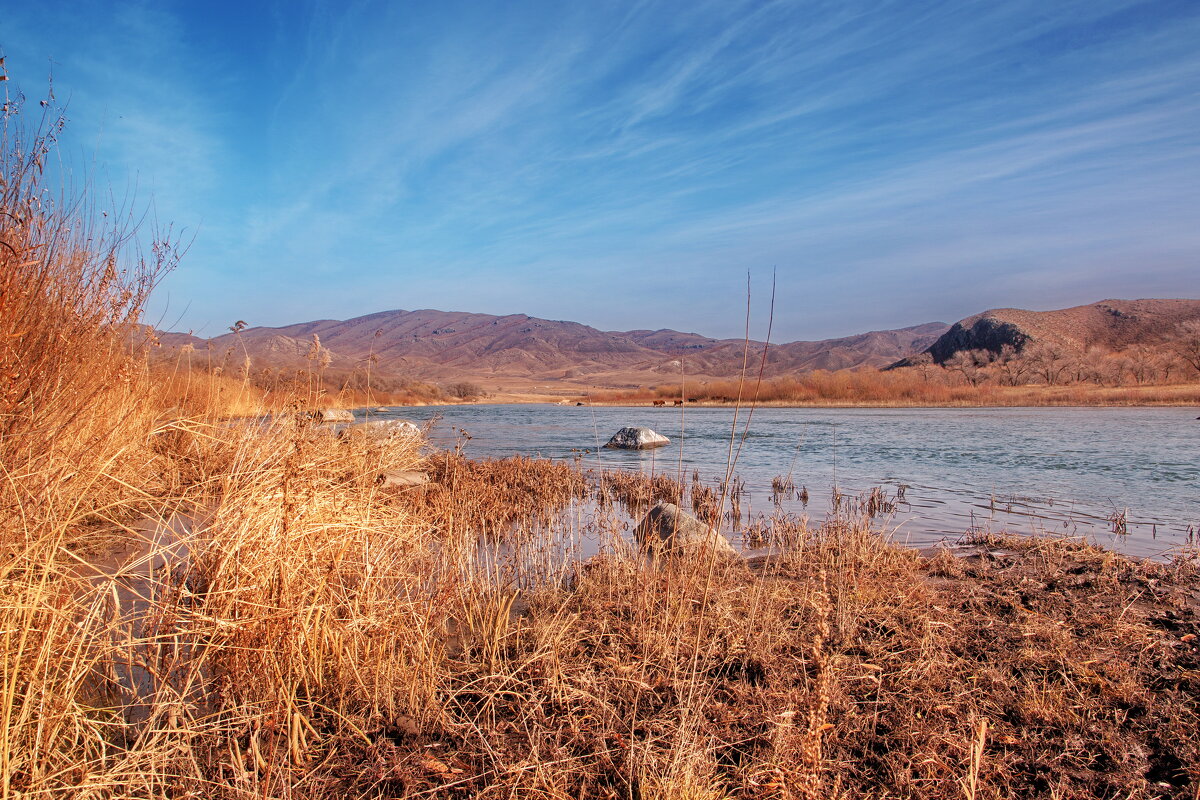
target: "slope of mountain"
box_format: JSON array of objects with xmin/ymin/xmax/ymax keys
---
[
  {"xmin": 164, "ymin": 308, "xmax": 948, "ymax": 385},
  {"xmin": 897, "ymin": 299, "xmax": 1200, "ymax": 365}
]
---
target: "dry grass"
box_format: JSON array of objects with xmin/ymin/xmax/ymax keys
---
[
  {"xmin": 0, "ymin": 93, "xmax": 182, "ymax": 551},
  {"xmin": 410, "ymin": 453, "xmax": 589, "ymax": 535},
  {"xmin": 151, "ymin": 368, "xmax": 270, "ymax": 419},
  {"xmin": 8, "ymin": 427, "xmax": 1200, "ymax": 798},
  {"xmin": 150, "ymin": 361, "xmax": 449, "ymax": 419}
]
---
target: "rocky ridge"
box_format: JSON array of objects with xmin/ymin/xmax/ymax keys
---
[{"xmin": 893, "ymin": 298, "xmax": 1200, "ymax": 366}]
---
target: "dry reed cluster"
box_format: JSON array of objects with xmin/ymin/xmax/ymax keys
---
[
  {"xmin": 406, "ymin": 453, "xmax": 589, "ymax": 542},
  {"xmin": 152, "ymin": 349, "xmax": 449, "ymax": 418}
]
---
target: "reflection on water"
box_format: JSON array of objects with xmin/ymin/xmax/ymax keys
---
[
  {"xmin": 72, "ymin": 512, "xmax": 199, "ymax": 724},
  {"xmin": 359, "ymin": 404, "xmax": 1200, "ymax": 559}
]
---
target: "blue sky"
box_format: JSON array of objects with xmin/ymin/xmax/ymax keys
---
[{"xmin": 4, "ymin": 0, "xmax": 1199, "ymax": 340}]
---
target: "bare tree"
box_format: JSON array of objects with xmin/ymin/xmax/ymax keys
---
[
  {"xmin": 1068, "ymin": 345, "xmax": 1109, "ymax": 385},
  {"xmin": 1160, "ymin": 352, "xmax": 1185, "ymax": 383},
  {"xmin": 993, "ymin": 344, "xmax": 1029, "ymax": 386},
  {"xmin": 1103, "ymin": 353, "xmax": 1130, "ymax": 385},
  {"xmin": 1171, "ymin": 320, "xmax": 1200, "ymax": 376},
  {"xmin": 945, "ymin": 349, "xmax": 991, "ymax": 386},
  {"xmin": 1123, "ymin": 344, "xmax": 1158, "ymax": 385},
  {"xmin": 907, "ymin": 352, "xmax": 936, "ymax": 381},
  {"xmin": 1025, "ymin": 341, "xmax": 1074, "ymax": 385},
  {"xmin": 449, "ymin": 381, "xmax": 485, "ymax": 400}
]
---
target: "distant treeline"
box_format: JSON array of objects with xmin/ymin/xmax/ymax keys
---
[{"xmin": 581, "ymin": 337, "xmax": 1200, "ymax": 406}]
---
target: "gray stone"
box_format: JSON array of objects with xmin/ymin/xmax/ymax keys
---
[
  {"xmin": 377, "ymin": 470, "xmax": 430, "ymax": 488},
  {"xmin": 317, "ymin": 408, "xmax": 354, "ymax": 423},
  {"xmin": 339, "ymin": 419, "xmax": 421, "ymax": 441},
  {"xmin": 604, "ymin": 426, "xmax": 669, "ymax": 450},
  {"xmin": 634, "ymin": 502, "xmax": 736, "ymax": 557}
]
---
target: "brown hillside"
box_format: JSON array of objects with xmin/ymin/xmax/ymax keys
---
[{"xmin": 165, "ymin": 309, "xmax": 947, "ymax": 385}]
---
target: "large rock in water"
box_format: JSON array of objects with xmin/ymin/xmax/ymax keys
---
[
  {"xmin": 605, "ymin": 426, "xmax": 669, "ymax": 450},
  {"xmin": 634, "ymin": 502, "xmax": 736, "ymax": 557},
  {"xmin": 317, "ymin": 408, "xmax": 354, "ymax": 423}
]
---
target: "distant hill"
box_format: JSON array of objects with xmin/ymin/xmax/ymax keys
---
[
  {"xmin": 893, "ymin": 298, "xmax": 1200, "ymax": 366},
  {"xmin": 160, "ymin": 308, "xmax": 948, "ymax": 387}
]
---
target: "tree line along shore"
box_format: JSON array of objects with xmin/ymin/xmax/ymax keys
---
[{"xmin": 145, "ymin": 358, "xmax": 1200, "ymax": 412}]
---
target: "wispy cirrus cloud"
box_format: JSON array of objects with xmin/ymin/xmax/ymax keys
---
[{"xmin": 6, "ymin": 0, "xmax": 1199, "ymax": 338}]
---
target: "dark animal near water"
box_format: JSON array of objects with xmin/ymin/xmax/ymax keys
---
[{"xmin": 673, "ymin": 399, "xmax": 684, "ymax": 407}]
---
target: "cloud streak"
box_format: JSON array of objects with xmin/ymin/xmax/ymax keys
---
[{"xmin": 6, "ymin": 0, "xmax": 1199, "ymax": 338}]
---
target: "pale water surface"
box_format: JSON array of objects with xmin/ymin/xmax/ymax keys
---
[{"xmin": 362, "ymin": 404, "xmax": 1199, "ymax": 559}]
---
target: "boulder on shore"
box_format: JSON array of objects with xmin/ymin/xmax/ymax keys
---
[
  {"xmin": 338, "ymin": 419, "xmax": 421, "ymax": 441},
  {"xmin": 377, "ymin": 470, "xmax": 430, "ymax": 488},
  {"xmin": 604, "ymin": 426, "xmax": 669, "ymax": 449},
  {"xmin": 634, "ymin": 502, "xmax": 736, "ymax": 557},
  {"xmin": 317, "ymin": 408, "xmax": 354, "ymax": 423}
]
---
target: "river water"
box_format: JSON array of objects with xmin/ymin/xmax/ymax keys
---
[{"xmin": 361, "ymin": 404, "xmax": 1199, "ymax": 559}]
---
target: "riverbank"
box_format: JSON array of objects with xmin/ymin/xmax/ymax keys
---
[
  {"xmin": 14, "ymin": 434, "xmax": 1197, "ymax": 799},
  {"xmin": 571, "ymin": 381, "xmax": 1200, "ymax": 408},
  {"xmin": 150, "ymin": 370, "xmax": 1200, "ymax": 411},
  {"xmin": 8, "ymin": 408, "xmax": 1198, "ymax": 798},
  {"xmin": 303, "ymin": 382, "xmax": 1200, "ymax": 408}
]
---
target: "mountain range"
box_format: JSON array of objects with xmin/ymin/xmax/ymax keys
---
[
  {"xmin": 159, "ymin": 309, "xmax": 948, "ymax": 388},
  {"xmin": 158, "ymin": 298, "xmax": 1200, "ymax": 389}
]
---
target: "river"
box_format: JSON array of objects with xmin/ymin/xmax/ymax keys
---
[{"xmin": 360, "ymin": 404, "xmax": 1200, "ymax": 559}]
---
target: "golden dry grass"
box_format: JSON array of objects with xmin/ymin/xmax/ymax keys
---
[
  {"xmin": 7, "ymin": 429, "xmax": 1200, "ymax": 798},
  {"xmin": 150, "ymin": 361, "xmax": 449, "ymax": 419}
]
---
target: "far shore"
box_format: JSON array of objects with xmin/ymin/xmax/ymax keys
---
[
  {"xmin": 326, "ymin": 382, "xmax": 1200, "ymax": 410},
  {"xmin": 564, "ymin": 397, "xmax": 1200, "ymax": 409}
]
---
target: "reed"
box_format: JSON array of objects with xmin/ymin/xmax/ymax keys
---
[
  {"xmin": 150, "ymin": 361, "xmax": 449, "ymax": 418},
  {"xmin": 0, "ymin": 96, "xmax": 181, "ymax": 551}
]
